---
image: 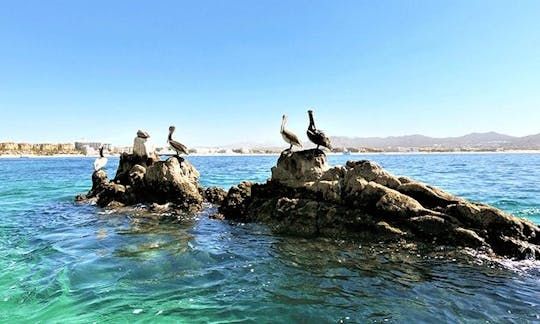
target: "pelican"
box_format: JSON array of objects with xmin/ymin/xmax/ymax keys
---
[
  {"xmin": 167, "ymin": 126, "xmax": 189, "ymax": 156},
  {"xmin": 280, "ymin": 114, "xmax": 302, "ymax": 151},
  {"xmin": 93, "ymin": 146, "xmax": 108, "ymax": 171},
  {"xmin": 137, "ymin": 130, "xmax": 150, "ymax": 139},
  {"xmin": 307, "ymin": 109, "xmax": 332, "ymax": 150}
]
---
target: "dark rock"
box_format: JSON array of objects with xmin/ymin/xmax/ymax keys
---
[
  {"xmin": 490, "ymin": 235, "xmax": 540, "ymax": 260},
  {"xmin": 409, "ymin": 215, "xmax": 450, "ymax": 236},
  {"xmin": 219, "ymin": 149, "xmax": 540, "ymax": 260},
  {"xmin": 452, "ymin": 227, "xmax": 486, "ymax": 248},
  {"xmin": 203, "ymin": 186, "xmax": 228, "ymax": 205},
  {"xmin": 218, "ymin": 181, "xmax": 254, "ymax": 221},
  {"xmin": 88, "ymin": 170, "xmax": 109, "ymax": 198},
  {"xmin": 114, "ymin": 152, "xmax": 159, "ymax": 184},
  {"xmin": 375, "ymin": 221, "xmax": 407, "ymax": 239}
]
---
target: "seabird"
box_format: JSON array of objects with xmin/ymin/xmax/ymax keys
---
[
  {"xmin": 280, "ymin": 114, "xmax": 302, "ymax": 151},
  {"xmin": 306, "ymin": 109, "xmax": 332, "ymax": 150},
  {"xmin": 137, "ymin": 130, "xmax": 150, "ymax": 139},
  {"xmin": 93, "ymin": 146, "xmax": 108, "ymax": 171},
  {"xmin": 167, "ymin": 126, "xmax": 189, "ymax": 156}
]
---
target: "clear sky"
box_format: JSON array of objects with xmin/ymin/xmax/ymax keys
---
[{"xmin": 0, "ymin": 0, "xmax": 539, "ymax": 147}]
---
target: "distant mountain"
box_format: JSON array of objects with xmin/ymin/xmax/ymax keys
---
[{"xmin": 324, "ymin": 132, "xmax": 539, "ymax": 151}]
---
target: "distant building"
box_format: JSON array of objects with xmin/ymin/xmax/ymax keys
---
[
  {"xmin": 74, "ymin": 142, "xmax": 112, "ymax": 151},
  {"xmin": 74, "ymin": 142, "xmax": 112, "ymax": 155}
]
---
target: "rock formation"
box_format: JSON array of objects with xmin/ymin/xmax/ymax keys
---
[
  {"xmin": 219, "ymin": 149, "xmax": 540, "ymax": 260},
  {"xmin": 133, "ymin": 130, "xmax": 153, "ymax": 156},
  {"xmin": 77, "ymin": 152, "xmax": 226, "ymax": 213}
]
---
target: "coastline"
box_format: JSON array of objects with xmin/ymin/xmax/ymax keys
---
[{"xmin": 2, "ymin": 149, "xmax": 540, "ymax": 159}]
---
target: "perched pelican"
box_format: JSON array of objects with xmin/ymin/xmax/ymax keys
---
[
  {"xmin": 93, "ymin": 146, "xmax": 108, "ymax": 171},
  {"xmin": 280, "ymin": 114, "xmax": 303, "ymax": 151},
  {"xmin": 167, "ymin": 126, "xmax": 189, "ymax": 156},
  {"xmin": 137, "ymin": 130, "xmax": 150, "ymax": 139},
  {"xmin": 306, "ymin": 110, "xmax": 332, "ymax": 150}
]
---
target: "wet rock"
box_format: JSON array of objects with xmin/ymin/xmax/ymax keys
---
[
  {"xmin": 220, "ymin": 149, "xmax": 540, "ymax": 260},
  {"xmin": 219, "ymin": 181, "xmax": 254, "ymax": 221},
  {"xmin": 203, "ymin": 186, "xmax": 228, "ymax": 205},
  {"xmin": 452, "ymin": 227, "xmax": 486, "ymax": 248},
  {"xmin": 409, "ymin": 215, "xmax": 449, "ymax": 236}
]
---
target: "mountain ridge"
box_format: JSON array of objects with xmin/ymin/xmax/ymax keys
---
[{"xmin": 218, "ymin": 132, "xmax": 540, "ymax": 152}]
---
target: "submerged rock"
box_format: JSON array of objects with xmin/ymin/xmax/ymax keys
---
[{"xmin": 219, "ymin": 149, "xmax": 540, "ymax": 260}]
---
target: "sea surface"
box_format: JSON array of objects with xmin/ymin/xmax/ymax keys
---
[{"xmin": 0, "ymin": 153, "xmax": 539, "ymax": 322}]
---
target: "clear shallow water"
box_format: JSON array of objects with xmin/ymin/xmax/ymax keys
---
[{"xmin": 0, "ymin": 154, "xmax": 539, "ymax": 322}]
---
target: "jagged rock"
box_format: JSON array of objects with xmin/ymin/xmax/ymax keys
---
[
  {"xmin": 202, "ymin": 186, "xmax": 228, "ymax": 205},
  {"xmin": 114, "ymin": 152, "xmax": 160, "ymax": 184},
  {"xmin": 452, "ymin": 227, "xmax": 486, "ymax": 248},
  {"xmin": 409, "ymin": 215, "xmax": 449, "ymax": 236},
  {"xmin": 88, "ymin": 170, "xmax": 109, "ymax": 198},
  {"xmin": 397, "ymin": 180, "xmax": 463, "ymax": 209},
  {"xmin": 144, "ymin": 157, "xmax": 202, "ymax": 208},
  {"xmin": 79, "ymin": 152, "xmax": 216, "ymax": 212},
  {"xmin": 375, "ymin": 221, "xmax": 407, "ymax": 238},
  {"xmin": 219, "ymin": 181, "xmax": 254, "ymax": 220},
  {"xmin": 375, "ymin": 189, "xmax": 427, "ymax": 218},
  {"xmin": 271, "ymin": 149, "xmax": 329, "ymax": 187},
  {"xmin": 219, "ymin": 150, "xmax": 540, "ymax": 260},
  {"xmin": 345, "ymin": 160, "xmax": 401, "ymax": 189}
]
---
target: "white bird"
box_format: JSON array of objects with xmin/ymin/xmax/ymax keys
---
[
  {"xmin": 280, "ymin": 114, "xmax": 303, "ymax": 151},
  {"xmin": 93, "ymin": 146, "xmax": 108, "ymax": 171},
  {"xmin": 167, "ymin": 126, "xmax": 189, "ymax": 156}
]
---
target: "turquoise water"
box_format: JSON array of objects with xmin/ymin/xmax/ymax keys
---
[{"xmin": 0, "ymin": 154, "xmax": 539, "ymax": 322}]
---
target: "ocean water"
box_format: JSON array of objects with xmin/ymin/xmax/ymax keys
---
[{"xmin": 0, "ymin": 153, "xmax": 539, "ymax": 322}]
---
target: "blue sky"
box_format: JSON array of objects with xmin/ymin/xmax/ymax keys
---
[{"xmin": 0, "ymin": 1, "xmax": 539, "ymax": 146}]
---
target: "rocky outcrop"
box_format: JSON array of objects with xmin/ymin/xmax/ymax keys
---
[
  {"xmin": 219, "ymin": 149, "xmax": 540, "ymax": 260},
  {"xmin": 78, "ymin": 153, "xmax": 225, "ymax": 213}
]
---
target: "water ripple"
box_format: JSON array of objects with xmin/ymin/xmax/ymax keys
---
[{"xmin": 1, "ymin": 155, "xmax": 540, "ymax": 322}]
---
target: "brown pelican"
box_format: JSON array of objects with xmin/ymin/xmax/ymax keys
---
[
  {"xmin": 280, "ymin": 114, "xmax": 303, "ymax": 151},
  {"xmin": 93, "ymin": 146, "xmax": 108, "ymax": 171},
  {"xmin": 307, "ymin": 110, "xmax": 332, "ymax": 150},
  {"xmin": 167, "ymin": 126, "xmax": 189, "ymax": 156},
  {"xmin": 137, "ymin": 130, "xmax": 150, "ymax": 139}
]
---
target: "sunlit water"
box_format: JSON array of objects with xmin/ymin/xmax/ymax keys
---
[{"xmin": 0, "ymin": 154, "xmax": 539, "ymax": 322}]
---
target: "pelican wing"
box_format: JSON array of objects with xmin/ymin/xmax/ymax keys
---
[
  {"xmin": 282, "ymin": 129, "xmax": 302, "ymax": 147},
  {"xmin": 170, "ymin": 139, "xmax": 189, "ymax": 155}
]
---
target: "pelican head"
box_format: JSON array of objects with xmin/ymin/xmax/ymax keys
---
[
  {"xmin": 137, "ymin": 130, "xmax": 150, "ymax": 138},
  {"xmin": 169, "ymin": 126, "xmax": 176, "ymax": 133}
]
